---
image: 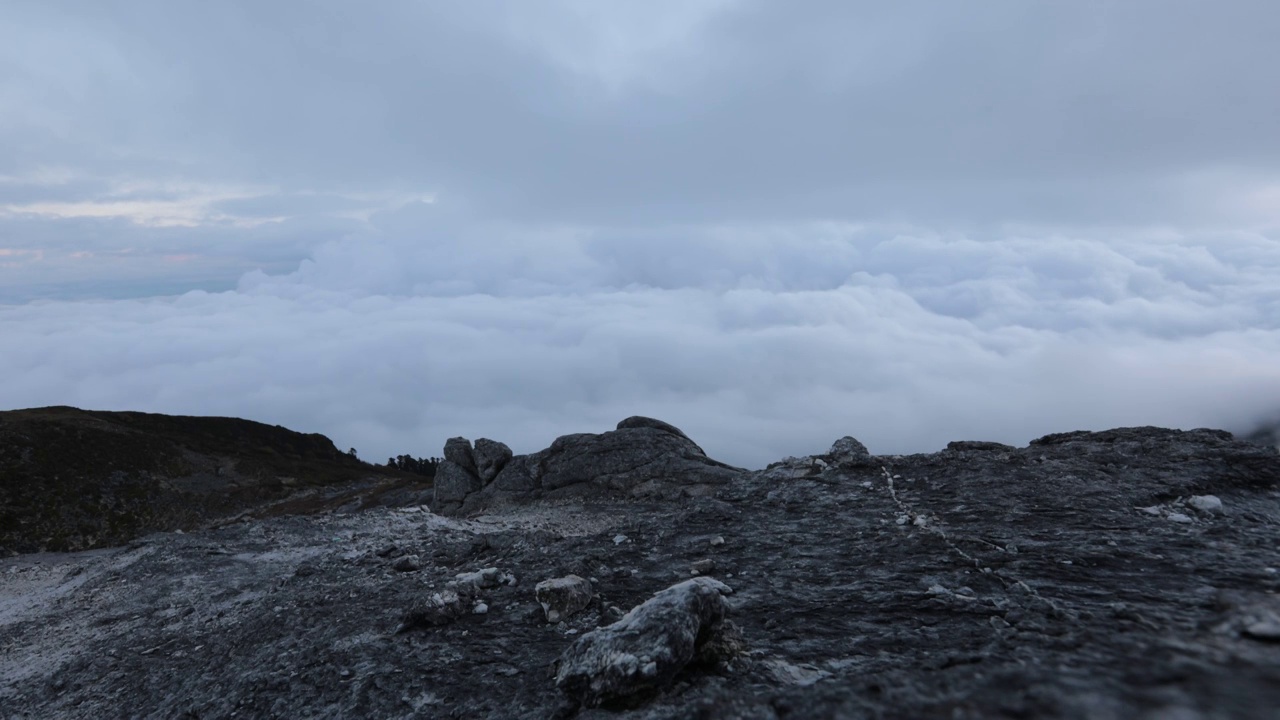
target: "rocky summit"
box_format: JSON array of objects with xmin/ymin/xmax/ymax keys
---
[{"xmin": 2, "ymin": 416, "xmax": 1279, "ymax": 719}]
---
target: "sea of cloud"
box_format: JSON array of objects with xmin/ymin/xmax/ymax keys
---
[
  {"xmin": 4, "ymin": 207, "xmax": 1277, "ymax": 468},
  {"xmin": 4, "ymin": 1, "xmax": 1279, "ymax": 466}
]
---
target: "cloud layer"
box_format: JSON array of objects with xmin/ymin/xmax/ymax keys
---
[
  {"xmin": 4, "ymin": 217, "xmax": 1278, "ymax": 467},
  {"xmin": 2, "ymin": 2, "xmax": 1279, "ymax": 465}
]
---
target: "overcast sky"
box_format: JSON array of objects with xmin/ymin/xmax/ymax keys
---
[{"xmin": 2, "ymin": 1, "xmax": 1278, "ymax": 467}]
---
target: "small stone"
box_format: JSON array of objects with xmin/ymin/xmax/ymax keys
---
[
  {"xmin": 709, "ymin": 536, "xmax": 725, "ymax": 547},
  {"xmin": 375, "ymin": 544, "xmax": 398, "ymax": 558},
  {"xmin": 455, "ymin": 567, "xmax": 513, "ymax": 589},
  {"xmin": 613, "ymin": 535, "xmax": 628, "ymax": 545},
  {"xmin": 896, "ymin": 515, "xmax": 910, "ymax": 525},
  {"xmin": 690, "ymin": 559, "xmax": 716, "ymax": 576},
  {"xmin": 393, "ymin": 555, "xmax": 421, "ymax": 572},
  {"xmin": 473, "ymin": 602, "xmax": 489, "ymax": 615},
  {"xmin": 535, "ymin": 575, "xmax": 594, "ymax": 623},
  {"xmin": 1188, "ymin": 495, "xmax": 1224, "ymax": 514},
  {"xmin": 829, "ymin": 436, "xmax": 871, "ymax": 464},
  {"xmin": 1167, "ymin": 513, "xmax": 1194, "ymax": 524}
]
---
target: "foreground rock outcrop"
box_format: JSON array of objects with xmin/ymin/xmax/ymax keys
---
[
  {"xmin": 556, "ymin": 576, "xmax": 737, "ymax": 707},
  {"xmin": 2, "ymin": 418, "xmax": 1279, "ymax": 719}
]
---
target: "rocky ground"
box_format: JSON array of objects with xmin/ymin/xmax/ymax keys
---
[{"xmin": 2, "ymin": 420, "xmax": 1279, "ymax": 719}]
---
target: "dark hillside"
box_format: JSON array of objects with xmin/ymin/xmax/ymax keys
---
[{"xmin": 0, "ymin": 406, "xmax": 425, "ymax": 553}]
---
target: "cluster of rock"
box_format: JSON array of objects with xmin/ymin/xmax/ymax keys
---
[
  {"xmin": 432, "ymin": 436, "xmax": 516, "ymax": 513},
  {"xmin": 431, "ymin": 416, "xmax": 745, "ymax": 514},
  {"xmin": 398, "ymin": 566, "xmax": 518, "ymax": 629}
]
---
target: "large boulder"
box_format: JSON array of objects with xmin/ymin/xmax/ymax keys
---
[
  {"xmin": 445, "ymin": 417, "xmax": 745, "ymax": 514},
  {"xmin": 555, "ymin": 577, "xmax": 736, "ymax": 707},
  {"xmin": 826, "ymin": 436, "xmax": 871, "ymax": 466}
]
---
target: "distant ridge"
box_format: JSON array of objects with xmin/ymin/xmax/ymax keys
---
[{"xmin": 0, "ymin": 406, "xmax": 426, "ymax": 553}]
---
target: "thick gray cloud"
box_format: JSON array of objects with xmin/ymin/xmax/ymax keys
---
[{"xmin": 2, "ymin": 1, "xmax": 1278, "ymax": 465}]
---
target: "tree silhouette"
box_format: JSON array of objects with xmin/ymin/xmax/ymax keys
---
[{"xmin": 385, "ymin": 454, "xmax": 440, "ymax": 477}]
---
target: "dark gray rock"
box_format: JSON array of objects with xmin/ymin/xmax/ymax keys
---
[
  {"xmin": 489, "ymin": 453, "xmax": 538, "ymax": 492},
  {"xmin": 945, "ymin": 439, "xmax": 1017, "ymax": 453},
  {"xmin": 391, "ymin": 554, "xmax": 419, "ymax": 572},
  {"xmin": 616, "ymin": 416, "xmax": 698, "ymax": 446},
  {"xmin": 555, "ymin": 577, "xmax": 734, "ymax": 707},
  {"xmin": 398, "ymin": 586, "xmax": 473, "ymax": 630},
  {"xmin": 534, "ymin": 574, "xmax": 593, "ymax": 623},
  {"xmin": 432, "ymin": 460, "xmax": 482, "ymax": 510},
  {"xmin": 827, "ymin": 435, "xmax": 871, "ymax": 465},
  {"xmin": 443, "ymin": 436, "xmax": 477, "ymax": 474},
  {"xmin": 457, "ymin": 417, "xmax": 745, "ymax": 513},
  {"xmin": 473, "ymin": 438, "xmax": 513, "ymax": 483}
]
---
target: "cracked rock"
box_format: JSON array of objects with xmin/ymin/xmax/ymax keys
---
[{"xmin": 473, "ymin": 438, "xmax": 513, "ymax": 483}]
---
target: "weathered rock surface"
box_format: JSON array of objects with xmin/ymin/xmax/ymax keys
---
[
  {"xmin": 444, "ymin": 416, "xmax": 746, "ymax": 513},
  {"xmin": 826, "ymin": 435, "xmax": 871, "ymax": 466},
  {"xmin": 536, "ymin": 574, "xmax": 594, "ymax": 623},
  {"xmin": 2, "ymin": 421, "xmax": 1279, "ymax": 719},
  {"xmin": 430, "ymin": 459, "xmax": 482, "ymax": 511},
  {"xmin": 474, "ymin": 438, "xmax": 513, "ymax": 483},
  {"xmin": 556, "ymin": 576, "xmax": 735, "ymax": 707},
  {"xmin": 442, "ymin": 436, "xmax": 477, "ymax": 474}
]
